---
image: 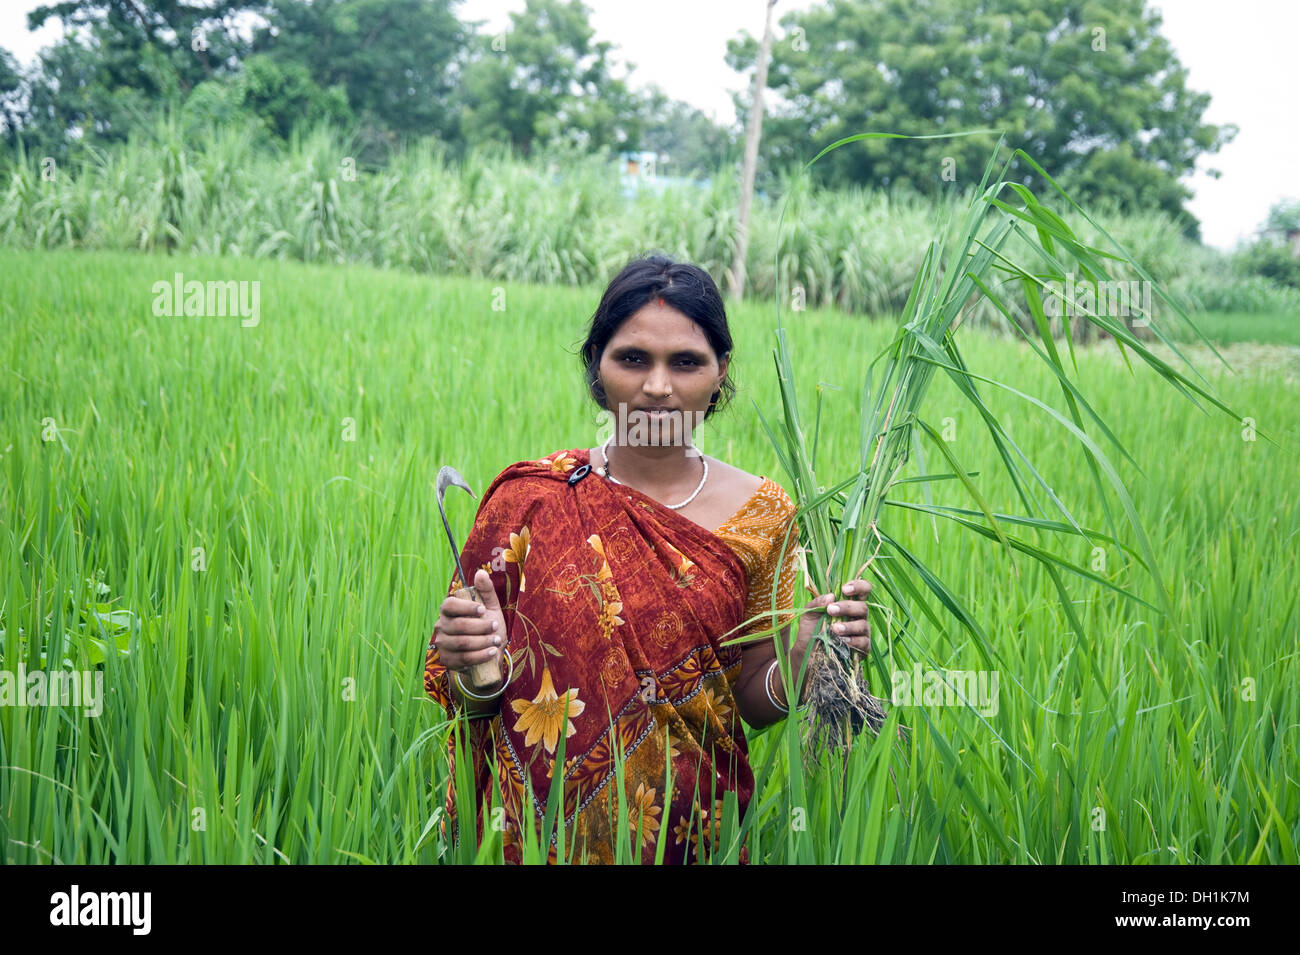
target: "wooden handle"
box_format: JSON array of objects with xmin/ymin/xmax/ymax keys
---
[{"xmin": 452, "ymin": 585, "xmax": 504, "ymax": 695}]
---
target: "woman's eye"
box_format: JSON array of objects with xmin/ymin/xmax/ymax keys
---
[{"xmin": 620, "ymin": 356, "xmax": 697, "ymax": 366}]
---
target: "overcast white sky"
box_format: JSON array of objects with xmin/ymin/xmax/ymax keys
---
[{"xmin": 2, "ymin": 0, "xmax": 1296, "ymax": 249}]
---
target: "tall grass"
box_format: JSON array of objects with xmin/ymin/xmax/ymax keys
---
[
  {"xmin": 4, "ymin": 120, "xmax": 1263, "ymax": 325},
  {"xmin": 1, "ymin": 247, "xmax": 1296, "ymax": 863},
  {"xmin": 727, "ymin": 133, "xmax": 1280, "ymax": 829}
]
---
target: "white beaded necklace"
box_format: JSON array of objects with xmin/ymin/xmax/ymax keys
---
[{"xmin": 599, "ymin": 433, "xmax": 708, "ymax": 509}]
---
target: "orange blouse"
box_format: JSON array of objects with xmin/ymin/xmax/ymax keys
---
[{"xmin": 713, "ymin": 477, "xmax": 802, "ymax": 641}]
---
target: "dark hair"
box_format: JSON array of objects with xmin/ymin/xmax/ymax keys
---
[{"xmin": 579, "ymin": 255, "xmax": 735, "ymax": 421}]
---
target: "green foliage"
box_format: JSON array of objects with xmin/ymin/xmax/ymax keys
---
[
  {"xmin": 726, "ymin": 0, "xmax": 1235, "ymax": 235},
  {"xmin": 1238, "ymin": 238, "xmax": 1300, "ymax": 290},
  {"xmin": 630, "ymin": 86, "xmax": 740, "ymax": 179},
  {"xmin": 455, "ymin": 0, "xmax": 640, "ymax": 157},
  {"xmin": 747, "ymin": 132, "xmax": 1249, "ymax": 776},
  {"xmin": 0, "ymin": 247, "xmax": 1295, "ymax": 863},
  {"xmin": 6, "ymin": 1, "xmax": 721, "ymax": 170},
  {"xmin": 18, "ymin": 25, "xmax": 180, "ymax": 158},
  {"xmin": 1225, "ymin": 198, "xmax": 1300, "ymax": 294},
  {"xmin": 0, "ymin": 571, "xmax": 155, "ymax": 669},
  {"xmin": 1056, "ymin": 142, "xmax": 1200, "ymax": 240},
  {"xmin": 233, "ymin": 55, "xmax": 352, "ymax": 142},
  {"xmin": 1172, "ymin": 270, "xmax": 1300, "ymax": 316},
  {"xmin": 7, "ymin": 123, "xmax": 1262, "ymax": 328},
  {"xmin": 0, "ymin": 46, "xmax": 23, "ymax": 142},
  {"xmin": 251, "ymin": 0, "xmax": 465, "ymax": 144},
  {"xmin": 18, "ymin": 1, "xmax": 261, "ymax": 157},
  {"xmin": 1263, "ymin": 198, "xmax": 1300, "ymax": 235}
]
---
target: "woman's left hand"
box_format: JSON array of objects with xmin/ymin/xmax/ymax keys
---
[
  {"xmin": 822, "ymin": 578, "xmax": 872, "ymax": 658},
  {"xmin": 792, "ymin": 578, "xmax": 873, "ymax": 664}
]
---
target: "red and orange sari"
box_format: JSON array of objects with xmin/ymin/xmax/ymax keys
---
[{"xmin": 424, "ymin": 447, "xmax": 794, "ymax": 864}]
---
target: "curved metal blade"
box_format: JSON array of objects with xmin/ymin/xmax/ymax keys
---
[{"xmin": 436, "ymin": 465, "xmax": 478, "ymax": 592}]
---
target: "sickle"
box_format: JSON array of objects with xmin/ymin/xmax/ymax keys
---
[
  {"xmin": 434, "ymin": 465, "xmax": 504, "ymax": 696},
  {"xmin": 436, "ymin": 465, "xmax": 476, "ymax": 592}
]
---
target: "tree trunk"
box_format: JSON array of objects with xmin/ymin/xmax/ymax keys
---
[{"xmin": 728, "ymin": 0, "xmax": 778, "ymax": 301}]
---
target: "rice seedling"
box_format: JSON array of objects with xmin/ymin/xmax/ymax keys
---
[{"xmin": 729, "ymin": 132, "xmax": 1265, "ymax": 769}]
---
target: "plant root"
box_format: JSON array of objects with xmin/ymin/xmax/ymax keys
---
[{"xmin": 799, "ymin": 636, "xmax": 896, "ymax": 755}]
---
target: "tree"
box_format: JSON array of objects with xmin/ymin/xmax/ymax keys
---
[
  {"xmin": 251, "ymin": 0, "xmax": 467, "ymax": 146},
  {"xmin": 725, "ymin": 0, "xmax": 1235, "ymax": 238},
  {"xmin": 631, "ymin": 86, "xmax": 737, "ymax": 179},
  {"xmin": 20, "ymin": 24, "xmax": 184, "ymax": 156},
  {"xmin": 454, "ymin": 0, "xmax": 639, "ymax": 157},
  {"xmin": 28, "ymin": 0, "xmax": 264, "ymax": 92},
  {"xmin": 1238, "ymin": 198, "xmax": 1300, "ymax": 289},
  {"xmin": 229, "ymin": 54, "xmax": 352, "ymax": 141},
  {"xmin": 16, "ymin": 1, "xmax": 458, "ymax": 155},
  {"xmin": 1262, "ymin": 199, "xmax": 1300, "ymax": 238},
  {"xmin": 18, "ymin": 0, "xmax": 266, "ymax": 154},
  {"xmin": 1057, "ymin": 142, "xmax": 1203, "ymax": 237},
  {"xmin": 0, "ymin": 47, "xmax": 24, "ymax": 144}
]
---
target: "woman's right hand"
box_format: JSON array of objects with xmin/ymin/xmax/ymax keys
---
[{"xmin": 433, "ymin": 568, "xmax": 508, "ymax": 673}]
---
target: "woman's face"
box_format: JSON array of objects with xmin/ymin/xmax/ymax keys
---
[{"xmin": 596, "ymin": 300, "xmax": 727, "ymax": 447}]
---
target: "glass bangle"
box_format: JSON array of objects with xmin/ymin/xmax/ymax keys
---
[{"xmin": 764, "ymin": 659, "xmax": 789, "ymax": 713}]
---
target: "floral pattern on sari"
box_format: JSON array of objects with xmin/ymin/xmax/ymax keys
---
[{"xmin": 425, "ymin": 447, "xmax": 792, "ymax": 864}]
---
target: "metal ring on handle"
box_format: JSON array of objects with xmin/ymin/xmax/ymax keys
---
[{"xmin": 454, "ymin": 648, "xmax": 514, "ymax": 701}]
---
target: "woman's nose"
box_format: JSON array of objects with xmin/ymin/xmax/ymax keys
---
[{"xmin": 643, "ymin": 364, "xmax": 672, "ymax": 396}]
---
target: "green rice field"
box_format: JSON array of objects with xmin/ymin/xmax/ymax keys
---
[{"xmin": 1, "ymin": 247, "xmax": 1296, "ymax": 863}]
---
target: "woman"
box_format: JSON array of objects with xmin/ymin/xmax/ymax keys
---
[{"xmin": 425, "ymin": 255, "xmax": 872, "ymax": 864}]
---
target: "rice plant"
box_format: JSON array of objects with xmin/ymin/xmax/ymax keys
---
[
  {"xmin": 0, "ymin": 211, "xmax": 1295, "ymax": 864},
  {"xmin": 738, "ymin": 132, "xmax": 1266, "ymax": 786}
]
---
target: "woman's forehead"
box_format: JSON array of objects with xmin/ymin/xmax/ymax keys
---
[{"xmin": 609, "ymin": 307, "xmax": 710, "ymax": 347}]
